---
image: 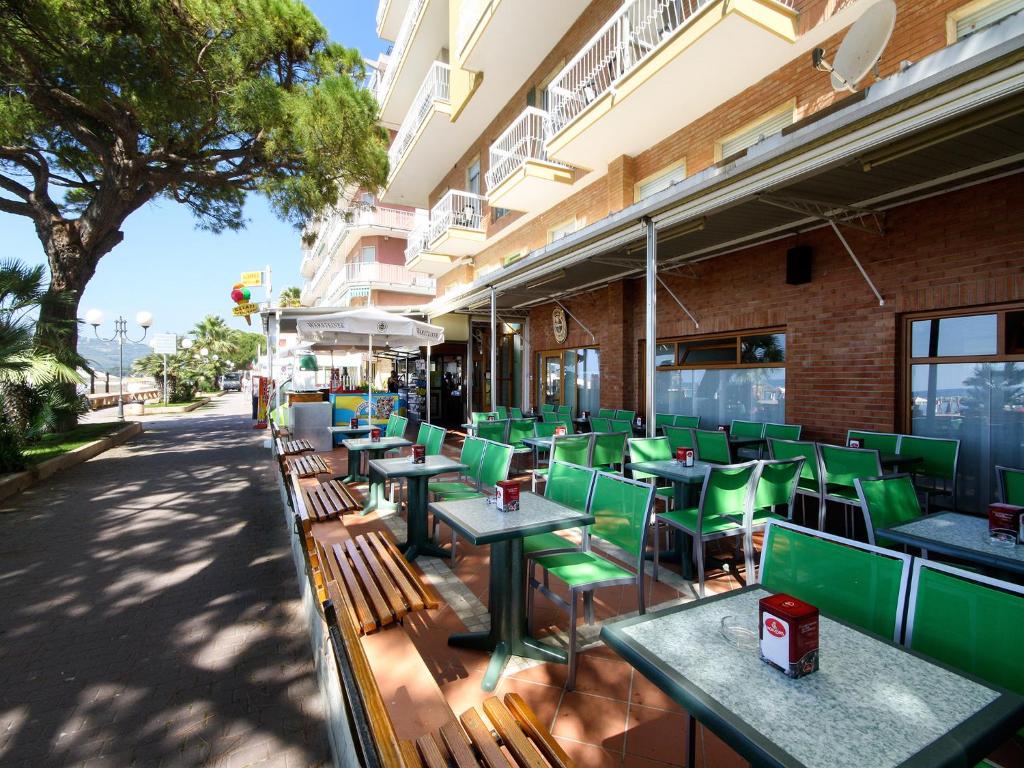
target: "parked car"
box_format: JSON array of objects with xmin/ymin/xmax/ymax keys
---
[{"xmin": 221, "ymin": 372, "xmax": 243, "ymax": 392}]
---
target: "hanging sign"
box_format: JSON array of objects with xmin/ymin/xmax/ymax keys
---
[
  {"xmin": 552, "ymin": 306, "xmax": 568, "ymax": 344},
  {"xmin": 232, "ymin": 302, "xmax": 260, "ymax": 317},
  {"xmin": 241, "ymin": 271, "xmax": 263, "ymax": 287}
]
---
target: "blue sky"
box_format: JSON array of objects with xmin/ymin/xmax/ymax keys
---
[{"xmin": 0, "ymin": 1, "xmax": 386, "ymax": 339}]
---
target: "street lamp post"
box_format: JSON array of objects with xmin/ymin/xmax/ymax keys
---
[{"xmin": 86, "ymin": 309, "xmax": 154, "ymax": 421}]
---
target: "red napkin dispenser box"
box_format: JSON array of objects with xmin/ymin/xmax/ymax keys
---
[
  {"xmin": 350, "ymin": 417, "xmax": 359, "ymax": 429},
  {"xmin": 554, "ymin": 425, "xmax": 567, "ymax": 436},
  {"xmin": 370, "ymin": 428, "xmax": 381, "ymax": 443},
  {"xmin": 988, "ymin": 503, "xmax": 1023, "ymax": 544},
  {"xmin": 676, "ymin": 447, "xmax": 694, "ymax": 467},
  {"xmin": 759, "ymin": 593, "xmax": 819, "ymax": 679},
  {"xmin": 496, "ymin": 480, "xmax": 520, "ymax": 512},
  {"xmin": 412, "ymin": 444, "xmax": 425, "ymax": 464}
]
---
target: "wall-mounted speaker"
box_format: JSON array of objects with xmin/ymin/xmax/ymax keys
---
[{"xmin": 786, "ymin": 246, "xmax": 813, "ymax": 285}]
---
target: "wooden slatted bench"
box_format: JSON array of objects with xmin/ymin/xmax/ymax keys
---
[
  {"xmin": 317, "ymin": 531, "xmax": 440, "ymax": 635},
  {"xmin": 288, "ymin": 453, "xmax": 331, "ymax": 478},
  {"xmin": 277, "ymin": 437, "xmax": 314, "ymax": 456},
  {"xmin": 302, "ymin": 478, "xmax": 362, "ymax": 521}
]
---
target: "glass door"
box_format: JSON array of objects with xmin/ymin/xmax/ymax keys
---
[{"xmin": 541, "ymin": 354, "xmax": 562, "ymax": 406}]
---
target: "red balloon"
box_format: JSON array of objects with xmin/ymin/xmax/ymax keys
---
[{"xmin": 230, "ymin": 289, "xmax": 244, "ymax": 302}]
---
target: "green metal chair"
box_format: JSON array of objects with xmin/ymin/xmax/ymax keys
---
[
  {"xmin": 425, "ymin": 424, "xmax": 446, "ymax": 456},
  {"xmin": 767, "ymin": 438, "xmax": 821, "ymax": 527},
  {"xmin": 542, "ymin": 411, "xmax": 562, "ymax": 423},
  {"xmin": 750, "ymin": 457, "xmax": 804, "ymax": 525},
  {"xmin": 845, "ymin": 429, "xmax": 899, "ymax": 453},
  {"xmin": 540, "ymin": 403, "xmax": 556, "ymax": 414},
  {"xmin": 614, "ymin": 409, "xmax": 635, "ymax": 422},
  {"xmin": 609, "ymin": 418, "xmax": 632, "ymax": 433},
  {"xmin": 996, "ymin": 465, "xmax": 1024, "ymax": 505},
  {"xmin": 529, "ymin": 472, "xmax": 655, "ymax": 690},
  {"xmin": 897, "ymin": 435, "xmax": 959, "ymax": 513},
  {"xmin": 758, "ymin": 520, "xmax": 911, "ymax": 642},
  {"xmin": 694, "ymin": 429, "xmax": 732, "ymax": 465},
  {"xmin": 429, "ymin": 436, "xmax": 486, "ymax": 497},
  {"xmin": 556, "ymin": 405, "xmax": 572, "ymax": 417},
  {"xmin": 385, "ymin": 413, "xmax": 407, "ymax": 438},
  {"xmin": 508, "ymin": 418, "xmax": 536, "ymax": 470},
  {"xmin": 394, "ymin": 422, "xmax": 447, "ymax": 504},
  {"xmin": 471, "ymin": 411, "xmax": 499, "ymax": 425},
  {"xmin": 495, "ymin": 405, "xmax": 508, "ymax": 419},
  {"xmin": 523, "ymin": 461, "xmax": 597, "ymax": 558},
  {"xmin": 764, "ymin": 423, "xmax": 801, "ymax": 440},
  {"xmin": 654, "ymin": 413, "xmax": 675, "ymax": 433},
  {"xmin": 597, "ymin": 408, "xmax": 616, "ymax": 419},
  {"xmin": 589, "ymin": 417, "xmax": 611, "ymax": 433},
  {"xmin": 534, "ymin": 421, "xmax": 559, "ymax": 438},
  {"xmin": 531, "ymin": 433, "xmax": 593, "ymax": 492},
  {"xmin": 730, "ymin": 420, "xmax": 765, "ymax": 438},
  {"xmin": 591, "ymin": 431, "xmax": 627, "ymax": 473},
  {"xmin": 412, "ymin": 421, "xmax": 431, "ymax": 447},
  {"xmin": 476, "ymin": 419, "xmax": 509, "ymax": 443},
  {"xmin": 854, "ymin": 473, "xmax": 922, "ymax": 548},
  {"xmin": 510, "ymin": 406, "xmax": 524, "ymax": 419},
  {"xmin": 817, "ymin": 443, "xmax": 881, "ymax": 535},
  {"xmin": 663, "ymin": 425, "xmax": 694, "ymax": 455},
  {"xmin": 625, "ymin": 436, "xmax": 675, "ymax": 510},
  {"xmin": 656, "ymin": 461, "xmax": 760, "ymax": 597},
  {"xmin": 673, "ymin": 415, "xmax": 700, "ymax": 428}
]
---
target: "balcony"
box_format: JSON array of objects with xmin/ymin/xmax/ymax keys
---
[
  {"xmin": 405, "ymin": 191, "xmax": 486, "ymax": 275},
  {"xmin": 545, "ymin": 0, "xmax": 798, "ymax": 171},
  {"xmin": 326, "ymin": 261, "xmax": 436, "ymax": 305},
  {"xmin": 485, "ymin": 107, "xmax": 575, "ymax": 212},
  {"xmin": 376, "ymin": 0, "xmax": 411, "ymax": 41},
  {"xmin": 372, "ymin": 0, "xmax": 448, "ymax": 129}
]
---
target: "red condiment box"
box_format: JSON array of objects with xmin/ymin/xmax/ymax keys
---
[
  {"xmin": 370, "ymin": 428, "xmax": 381, "ymax": 443},
  {"xmin": 496, "ymin": 480, "xmax": 520, "ymax": 513},
  {"xmin": 848, "ymin": 438, "xmax": 862, "ymax": 449},
  {"xmin": 350, "ymin": 417, "xmax": 359, "ymax": 429},
  {"xmin": 759, "ymin": 593, "xmax": 819, "ymax": 678},
  {"xmin": 554, "ymin": 425, "xmax": 567, "ymax": 436},
  {"xmin": 988, "ymin": 503, "xmax": 1023, "ymax": 545},
  {"xmin": 718, "ymin": 424, "xmax": 729, "ymax": 434},
  {"xmin": 676, "ymin": 447, "xmax": 694, "ymax": 467},
  {"xmin": 412, "ymin": 444, "xmax": 425, "ymax": 464}
]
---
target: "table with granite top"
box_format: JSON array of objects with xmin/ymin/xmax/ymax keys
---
[
  {"xmin": 880, "ymin": 512, "xmax": 1024, "ymax": 576},
  {"xmin": 601, "ymin": 585, "xmax": 1024, "ymax": 768},
  {"xmin": 342, "ymin": 437, "xmax": 412, "ymax": 513},
  {"xmin": 368, "ymin": 455, "xmax": 467, "ymax": 562},
  {"xmin": 429, "ymin": 491, "xmax": 594, "ymax": 691}
]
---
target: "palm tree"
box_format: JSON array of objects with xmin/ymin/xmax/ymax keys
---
[{"xmin": 279, "ymin": 286, "xmax": 302, "ymax": 308}]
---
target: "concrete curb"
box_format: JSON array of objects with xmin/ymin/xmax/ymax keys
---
[
  {"xmin": 144, "ymin": 397, "xmax": 210, "ymax": 414},
  {"xmin": 0, "ymin": 422, "xmax": 144, "ymax": 504}
]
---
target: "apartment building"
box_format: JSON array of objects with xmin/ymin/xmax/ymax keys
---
[
  {"xmin": 366, "ymin": 0, "xmax": 1024, "ymax": 511},
  {"xmin": 298, "ymin": 188, "xmax": 435, "ymax": 309}
]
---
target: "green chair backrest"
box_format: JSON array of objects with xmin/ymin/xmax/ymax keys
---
[
  {"xmin": 663, "ymin": 425, "xmax": 694, "ymax": 454},
  {"xmin": 818, "ymin": 444, "xmax": 881, "ymax": 491},
  {"xmin": 542, "ymin": 412, "xmax": 562, "ymax": 423},
  {"xmin": 698, "ymin": 462, "xmax": 759, "ymax": 520},
  {"xmin": 626, "ymin": 437, "xmax": 671, "ymax": 482},
  {"xmin": 508, "ymin": 418, "xmax": 535, "ymax": 448},
  {"xmin": 854, "ymin": 474, "xmax": 922, "ymax": 547},
  {"xmin": 614, "ymin": 409, "xmax": 635, "ymax": 421},
  {"xmin": 591, "ymin": 431, "xmax": 627, "ymax": 469},
  {"xmin": 906, "ymin": 561, "xmax": 1024, "ymax": 697},
  {"xmin": 694, "ymin": 429, "xmax": 731, "ymax": 465},
  {"xmin": 414, "ymin": 422, "xmax": 431, "ymax": 446},
  {"xmin": 496, "ymin": 406, "xmax": 508, "ymax": 419},
  {"xmin": 730, "ymin": 420, "xmax": 765, "ymax": 439},
  {"xmin": 385, "ymin": 414, "xmax": 407, "ymax": 438},
  {"xmin": 764, "ymin": 423, "xmax": 801, "ymax": 440},
  {"xmin": 460, "ymin": 437, "xmax": 487, "ymax": 482},
  {"xmin": 551, "ymin": 434, "xmax": 593, "ymax": 467},
  {"xmin": 673, "ymin": 415, "xmax": 700, "ymax": 428},
  {"xmin": 545, "ymin": 460, "xmax": 597, "ymax": 512},
  {"xmin": 655, "ymin": 413, "xmax": 675, "ymax": 430},
  {"xmin": 471, "ymin": 411, "xmax": 498, "ymax": 425},
  {"xmin": 846, "ymin": 429, "xmax": 899, "ymax": 453},
  {"xmin": 478, "ymin": 440, "xmax": 514, "ymax": 488},
  {"xmin": 510, "ymin": 407, "xmax": 524, "ymax": 419},
  {"xmin": 589, "ymin": 417, "xmax": 611, "ymax": 432},
  {"xmin": 897, "ymin": 435, "xmax": 958, "ymax": 481},
  {"xmin": 598, "ymin": 408, "xmax": 616, "ymax": 419},
  {"xmin": 753, "ymin": 458, "xmax": 804, "ymax": 514},
  {"xmin": 588, "ymin": 473, "xmax": 655, "ymax": 566},
  {"xmin": 768, "ymin": 438, "xmax": 820, "ymax": 487},
  {"xmin": 556, "ymin": 405, "xmax": 572, "ymax": 416},
  {"xmin": 477, "ymin": 419, "xmax": 508, "ymax": 443},
  {"xmin": 541, "ymin": 403, "xmax": 556, "ymax": 413},
  {"xmin": 760, "ymin": 521, "xmax": 911, "ymax": 642},
  {"xmin": 609, "ymin": 418, "xmax": 632, "ymax": 433},
  {"xmin": 534, "ymin": 421, "xmax": 559, "ymax": 438},
  {"xmin": 425, "ymin": 424, "xmax": 446, "ymax": 455},
  {"xmin": 997, "ymin": 465, "xmax": 1024, "ymax": 505}
]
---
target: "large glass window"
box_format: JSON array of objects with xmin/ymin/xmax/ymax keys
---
[{"xmin": 906, "ymin": 307, "xmax": 1024, "ymax": 511}]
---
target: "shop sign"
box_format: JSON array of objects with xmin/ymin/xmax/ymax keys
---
[
  {"xmin": 552, "ymin": 307, "xmax": 568, "ymax": 343},
  {"xmin": 241, "ymin": 271, "xmax": 263, "ymax": 287},
  {"xmin": 232, "ymin": 302, "xmax": 260, "ymax": 317}
]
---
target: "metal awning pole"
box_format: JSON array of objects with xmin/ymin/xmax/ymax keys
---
[
  {"xmin": 466, "ymin": 328, "xmax": 473, "ymax": 424},
  {"xmin": 828, "ymin": 220, "xmax": 885, "ymax": 306},
  {"xmin": 644, "ymin": 217, "xmax": 657, "ymax": 438},
  {"xmin": 425, "ymin": 315, "xmax": 432, "ymax": 424},
  {"xmin": 656, "ymin": 276, "xmax": 699, "ymax": 328},
  {"xmin": 490, "ymin": 286, "xmax": 498, "ymax": 412}
]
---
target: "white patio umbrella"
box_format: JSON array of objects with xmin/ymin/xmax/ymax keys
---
[{"xmin": 296, "ymin": 308, "xmax": 444, "ymax": 419}]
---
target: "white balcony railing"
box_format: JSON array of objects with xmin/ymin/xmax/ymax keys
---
[
  {"xmin": 486, "ymin": 107, "xmax": 570, "ymax": 192},
  {"xmin": 547, "ymin": 0, "xmax": 791, "ymax": 136},
  {"xmin": 388, "ymin": 62, "xmax": 450, "ymax": 172},
  {"xmin": 427, "ymin": 190, "xmax": 486, "ymax": 245},
  {"xmin": 405, "ymin": 222, "xmax": 430, "ymax": 264},
  {"xmin": 326, "ymin": 262, "xmax": 437, "ymax": 301},
  {"xmin": 373, "ymin": 0, "xmax": 427, "ymax": 106},
  {"xmin": 375, "ymin": 0, "xmax": 389, "ymax": 33},
  {"xmin": 349, "ymin": 205, "xmax": 421, "ymax": 232}
]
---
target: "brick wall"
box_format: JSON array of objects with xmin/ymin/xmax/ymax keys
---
[{"xmin": 527, "ymin": 174, "xmax": 1024, "ymax": 442}]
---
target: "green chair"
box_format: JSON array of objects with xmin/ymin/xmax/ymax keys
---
[
  {"xmin": 476, "ymin": 419, "xmax": 508, "ymax": 443},
  {"xmin": 437, "ymin": 440, "xmax": 514, "ymax": 564},
  {"xmin": 508, "ymin": 418, "xmax": 536, "ymax": 469},
  {"xmin": 429, "ymin": 436, "xmax": 486, "ymax": 497},
  {"xmin": 534, "ymin": 421, "xmax": 559, "ymax": 438},
  {"xmin": 531, "ymin": 433, "xmax": 593, "ymax": 492},
  {"xmin": 764, "ymin": 423, "xmax": 801, "ymax": 440},
  {"xmin": 609, "ymin": 418, "xmax": 632, "ymax": 434},
  {"xmin": 495, "ymin": 405, "xmax": 508, "ymax": 419},
  {"xmin": 425, "ymin": 424, "xmax": 446, "ymax": 456},
  {"xmin": 657, "ymin": 461, "xmax": 760, "ymax": 597},
  {"xmin": 542, "ymin": 411, "xmax": 562, "ymax": 423},
  {"xmin": 854, "ymin": 474, "xmax": 922, "ymax": 547},
  {"xmin": 758, "ymin": 520, "xmax": 911, "ymax": 642},
  {"xmin": 523, "ymin": 461, "xmax": 597, "ymax": 558},
  {"xmin": 385, "ymin": 413, "xmax": 407, "ymax": 438},
  {"xmin": 817, "ymin": 443, "xmax": 881, "ymax": 535},
  {"xmin": 556, "ymin": 405, "xmax": 572, "ymax": 417},
  {"xmin": 767, "ymin": 438, "xmax": 821, "ymax": 527},
  {"xmin": 510, "ymin": 406, "xmax": 524, "ymax": 419},
  {"xmin": 750, "ymin": 457, "xmax": 804, "ymax": 525},
  {"xmin": 845, "ymin": 429, "xmax": 899, "ymax": 453},
  {"xmin": 655, "ymin": 413, "xmax": 676, "ymax": 433},
  {"xmin": 591, "ymin": 431, "xmax": 627, "ymax": 473},
  {"xmin": 663, "ymin": 425, "xmax": 694, "ymax": 455},
  {"xmin": 529, "ymin": 472, "xmax": 655, "ymax": 690},
  {"xmin": 541, "ymin": 403, "xmax": 556, "ymax": 414},
  {"xmin": 730, "ymin": 420, "xmax": 765, "ymax": 438},
  {"xmin": 471, "ymin": 411, "xmax": 498, "ymax": 425},
  {"xmin": 897, "ymin": 435, "xmax": 959, "ymax": 513},
  {"xmin": 625, "ymin": 436, "xmax": 675, "ymax": 510},
  {"xmin": 589, "ymin": 417, "xmax": 611, "ymax": 433},
  {"xmin": 996, "ymin": 465, "xmax": 1024, "ymax": 505},
  {"xmin": 597, "ymin": 408, "xmax": 616, "ymax": 419},
  {"xmin": 412, "ymin": 421, "xmax": 431, "ymax": 447},
  {"xmin": 694, "ymin": 429, "xmax": 732, "ymax": 465},
  {"xmin": 673, "ymin": 415, "xmax": 700, "ymax": 428},
  {"xmin": 614, "ymin": 409, "xmax": 635, "ymax": 422}
]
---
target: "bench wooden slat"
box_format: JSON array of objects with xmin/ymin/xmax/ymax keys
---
[
  {"xmin": 400, "ymin": 740, "xmax": 423, "ymax": 768},
  {"xmin": 439, "ymin": 720, "xmax": 482, "ymax": 768},
  {"xmin": 459, "ymin": 707, "xmax": 512, "ymax": 768},
  {"xmin": 331, "ymin": 543, "xmax": 378, "ymax": 634},
  {"xmin": 376, "ymin": 529, "xmax": 442, "ymax": 609},
  {"xmin": 355, "ymin": 535, "xmax": 408, "ymax": 622},
  {"xmin": 503, "ymin": 694, "xmax": 573, "ymax": 768},
  {"xmin": 344, "ymin": 538, "xmax": 394, "ymax": 627},
  {"xmin": 415, "ymin": 734, "xmax": 448, "ymax": 768},
  {"xmin": 316, "ymin": 541, "xmax": 362, "ymax": 631},
  {"xmin": 366, "ymin": 531, "xmax": 425, "ymax": 612},
  {"xmin": 311, "ymin": 484, "xmax": 335, "ymax": 520},
  {"xmin": 482, "ymin": 698, "xmax": 546, "ymax": 768}
]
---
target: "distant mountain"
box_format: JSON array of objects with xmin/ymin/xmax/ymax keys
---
[{"xmin": 79, "ymin": 337, "xmax": 154, "ymax": 374}]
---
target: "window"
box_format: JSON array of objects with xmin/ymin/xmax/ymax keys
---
[
  {"xmin": 947, "ymin": 0, "xmax": 1024, "ymax": 42},
  {"xmin": 635, "ymin": 161, "xmax": 686, "ymax": 202},
  {"xmin": 716, "ymin": 102, "xmax": 795, "ymax": 161},
  {"xmin": 548, "ymin": 217, "xmax": 577, "ymax": 243},
  {"xmin": 467, "ymin": 157, "xmax": 481, "ymax": 196},
  {"xmin": 359, "ymin": 245, "xmax": 376, "ymax": 263},
  {"xmin": 904, "ymin": 305, "xmax": 1024, "ymax": 511}
]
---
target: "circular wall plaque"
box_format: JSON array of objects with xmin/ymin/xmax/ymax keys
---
[{"xmin": 552, "ymin": 307, "xmax": 568, "ymax": 344}]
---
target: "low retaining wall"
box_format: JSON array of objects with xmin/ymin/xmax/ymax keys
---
[{"xmin": 88, "ymin": 390, "xmax": 161, "ymax": 410}]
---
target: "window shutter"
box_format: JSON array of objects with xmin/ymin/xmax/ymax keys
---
[
  {"xmin": 636, "ymin": 163, "xmax": 687, "ymax": 201},
  {"xmin": 955, "ymin": 0, "xmax": 1024, "ymax": 39},
  {"xmin": 720, "ymin": 109, "xmax": 795, "ymax": 160}
]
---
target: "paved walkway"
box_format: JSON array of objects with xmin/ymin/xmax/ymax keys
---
[{"xmin": 0, "ymin": 394, "xmax": 329, "ymax": 767}]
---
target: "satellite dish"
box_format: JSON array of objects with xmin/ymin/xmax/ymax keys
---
[{"xmin": 812, "ymin": 0, "xmax": 896, "ymax": 93}]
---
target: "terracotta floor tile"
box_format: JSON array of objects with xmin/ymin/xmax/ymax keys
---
[
  {"xmin": 552, "ymin": 692, "xmax": 628, "ymax": 751},
  {"xmin": 624, "ymin": 705, "xmax": 689, "ymax": 766},
  {"xmin": 623, "ymin": 755, "xmax": 681, "ymax": 768},
  {"xmin": 567, "ymin": 654, "xmax": 633, "ymax": 702},
  {"xmin": 509, "ymin": 661, "xmax": 567, "ymax": 689},
  {"xmin": 554, "ymin": 737, "xmax": 622, "ymax": 768},
  {"xmin": 629, "ymin": 670, "xmax": 683, "ymax": 712},
  {"xmin": 695, "ymin": 723, "xmax": 748, "ymax": 768}
]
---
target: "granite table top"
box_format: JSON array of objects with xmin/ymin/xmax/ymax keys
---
[
  {"xmin": 368, "ymin": 454, "xmax": 467, "ymax": 479},
  {"xmin": 881, "ymin": 512, "xmax": 1024, "ymax": 574},
  {"xmin": 626, "ymin": 459, "xmax": 713, "ymax": 485},
  {"xmin": 341, "ymin": 437, "xmax": 412, "ymax": 452},
  {"xmin": 429, "ymin": 491, "xmax": 593, "ymax": 546}
]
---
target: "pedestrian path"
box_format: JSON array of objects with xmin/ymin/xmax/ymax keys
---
[{"xmin": 0, "ymin": 394, "xmax": 329, "ymax": 767}]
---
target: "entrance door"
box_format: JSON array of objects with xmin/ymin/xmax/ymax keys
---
[{"xmin": 541, "ymin": 353, "xmax": 563, "ymax": 407}]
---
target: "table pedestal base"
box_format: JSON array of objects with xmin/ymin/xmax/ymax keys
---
[{"xmin": 397, "ymin": 475, "xmax": 448, "ymax": 561}]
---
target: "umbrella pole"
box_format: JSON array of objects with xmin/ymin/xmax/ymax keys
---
[{"xmin": 368, "ymin": 334, "xmax": 373, "ymax": 424}]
